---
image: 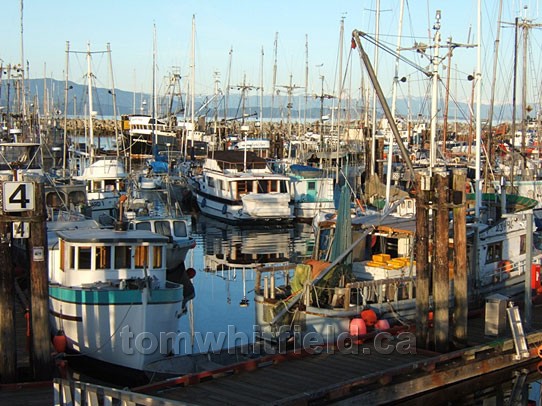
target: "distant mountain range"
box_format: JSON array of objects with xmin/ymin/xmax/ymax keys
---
[{"xmin": 0, "ymin": 78, "xmax": 529, "ymax": 124}]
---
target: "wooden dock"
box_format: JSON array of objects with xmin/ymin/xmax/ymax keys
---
[
  {"xmin": 128, "ymin": 313, "xmax": 542, "ymax": 405},
  {"xmin": 3, "ymin": 310, "xmax": 542, "ymax": 405}
]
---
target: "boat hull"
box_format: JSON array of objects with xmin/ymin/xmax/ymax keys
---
[{"xmin": 49, "ymin": 284, "xmax": 184, "ymax": 371}]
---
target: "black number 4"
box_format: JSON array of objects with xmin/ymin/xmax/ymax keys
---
[{"xmin": 9, "ymin": 184, "xmax": 30, "ymax": 208}]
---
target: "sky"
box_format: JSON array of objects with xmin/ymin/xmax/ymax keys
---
[{"xmin": 1, "ymin": 0, "xmax": 541, "ymax": 113}]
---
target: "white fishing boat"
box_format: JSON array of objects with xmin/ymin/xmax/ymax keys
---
[
  {"xmin": 127, "ymin": 213, "xmax": 196, "ymax": 271},
  {"xmin": 48, "ymin": 224, "xmax": 195, "ymax": 372},
  {"xmin": 191, "ymin": 150, "xmax": 293, "ymax": 224}
]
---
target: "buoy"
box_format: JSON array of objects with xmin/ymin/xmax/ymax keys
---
[
  {"xmin": 537, "ymin": 344, "xmax": 542, "ymax": 359},
  {"xmin": 186, "ymin": 268, "xmax": 197, "ymax": 279},
  {"xmin": 361, "ymin": 309, "xmax": 378, "ymax": 327},
  {"xmin": 498, "ymin": 260, "xmax": 513, "ymax": 273},
  {"xmin": 349, "ymin": 318, "xmax": 367, "ymax": 344},
  {"xmin": 375, "ymin": 319, "xmax": 390, "ymax": 331},
  {"xmin": 428, "ymin": 310, "xmax": 434, "ymax": 328},
  {"xmin": 53, "ymin": 330, "xmax": 67, "ymax": 353}
]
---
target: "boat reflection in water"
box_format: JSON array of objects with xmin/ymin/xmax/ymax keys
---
[{"xmin": 144, "ymin": 216, "xmax": 314, "ymax": 377}]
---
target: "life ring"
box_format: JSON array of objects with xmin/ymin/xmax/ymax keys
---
[
  {"xmin": 498, "ymin": 260, "xmax": 513, "ymax": 273},
  {"xmin": 222, "ymin": 205, "xmax": 227, "ymax": 215},
  {"xmin": 410, "ymin": 153, "xmax": 416, "ymax": 162}
]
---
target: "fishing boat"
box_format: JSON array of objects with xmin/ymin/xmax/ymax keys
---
[
  {"xmin": 48, "ymin": 224, "xmax": 196, "ymax": 372},
  {"xmin": 253, "ymin": 185, "xmax": 542, "ymax": 345},
  {"xmin": 191, "ymin": 150, "xmax": 294, "ymax": 224},
  {"xmin": 122, "ymin": 114, "xmax": 178, "ymax": 160}
]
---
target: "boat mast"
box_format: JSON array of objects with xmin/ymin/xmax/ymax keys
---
[
  {"xmin": 86, "ymin": 42, "xmax": 95, "ymax": 164},
  {"xmin": 370, "ymin": 0, "xmax": 381, "ymax": 177},
  {"xmin": 385, "ymin": 0, "xmax": 404, "ymax": 209},
  {"xmin": 474, "ymin": 0, "xmax": 482, "ymax": 219},
  {"xmin": 107, "ymin": 43, "xmax": 121, "ymax": 160},
  {"xmin": 260, "ymin": 46, "xmax": 264, "ymax": 136},
  {"xmin": 270, "ymin": 32, "xmax": 278, "ymax": 125},
  {"xmin": 62, "ymin": 41, "xmax": 69, "ymax": 174},
  {"xmin": 190, "ymin": 14, "xmax": 195, "ymax": 152},
  {"xmin": 486, "ymin": 0, "xmax": 503, "ymax": 174},
  {"xmin": 152, "ymin": 23, "xmax": 157, "ymax": 159},
  {"xmin": 335, "ymin": 16, "xmax": 345, "ymax": 183},
  {"xmin": 429, "ymin": 11, "xmax": 441, "ymax": 174}
]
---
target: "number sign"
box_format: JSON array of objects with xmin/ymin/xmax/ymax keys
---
[{"xmin": 3, "ymin": 182, "xmax": 35, "ymax": 212}]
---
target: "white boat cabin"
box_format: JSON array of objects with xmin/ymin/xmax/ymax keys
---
[{"xmin": 49, "ymin": 229, "xmax": 169, "ymax": 289}]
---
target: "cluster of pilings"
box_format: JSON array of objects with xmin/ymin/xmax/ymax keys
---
[{"xmin": 415, "ymin": 168, "xmax": 468, "ymax": 352}]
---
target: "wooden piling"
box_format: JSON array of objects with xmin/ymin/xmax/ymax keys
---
[
  {"xmin": 433, "ymin": 171, "xmax": 450, "ymax": 352},
  {"xmin": 0, "ymin": 220, "xmax": 17, "ymax": 383},
  {"xmin": 452, "ymin": 169, "xmax": 468, "ymax": 346},
  {"xmin": 26, "ymin": 181, "xmax": 52, "ymax": 380},
  {"xmin": 415, "ymin": 171, "xmax": 430, "ymax": 349}
]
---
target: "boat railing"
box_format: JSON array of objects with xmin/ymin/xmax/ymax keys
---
[
  {"xmin": 53, "ymin": 378, "xmax": 178, "ymax": 406},
  {"xmin": 255, "ymin": 264, "xmax": 416, "ymax": 310},
  {"xmin": 486, "ymin": 258, "xmax": 526, "ymax": 285}
]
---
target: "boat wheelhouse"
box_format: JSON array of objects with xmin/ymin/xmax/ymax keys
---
[{"xmin": 122, "ymin": 114, "xmax": 178, "ymax": 160}]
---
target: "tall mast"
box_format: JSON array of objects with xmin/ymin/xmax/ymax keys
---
[
  {"xmin": 486, "ymin": 0, "xmax": 503, "ymax": 170},
  {"xmin": 335, "ymin": 16, "xmax": 345, "ymax": 183},
  {"xmin": 62, "ymin": 41, "xmax": 70, "ymax": 174},
  {"xmin": 386, "ymin": 0, "xmax": 404, "ymax": 208},
  {"xmin": 260, "ymin": 46, "xmax": 264, "ymax": 133},
  {"xmin": 474, "ymin": 0, "xmax": 482, "ymax": 219},
  {"xmin": 370, "ymin": 0, "xmax": 380, "ymax": 176},
  {"xmin": 107, "ymin": 43, "xmax": 120, "ymax": 159},
  {"xmin": 304, "ymin": 34, "xmax": 309, "ymax": 130},
  {"xmin": 190, "ymin": 14, "xmax": 195, "ymax": 150},
  {"xmin": 429, "ymin": 10, "xmax": 441, "ymax": 173},
  {"xmin": 270, "ymin": 32, "xmax": 278, "ymax": 124},
  {"xmin": 152, "ymin": 23, "xmax": 157, "ymax": 158},
  {"xmin": 20, "ymin": 0, "xmax": 27, "ymax": 129},
  {"xmin": 86, "ymin": 42, "xmax": 95, "ymax": 163}
]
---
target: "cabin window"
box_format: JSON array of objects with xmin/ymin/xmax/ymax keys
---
[
  {"xmin": 308, "ymin": 181, "xmax": 316, "ymax": 191},
  {"xmin": 155, "ymin": 221, "xmax": 172, "ymax": 237},
  {"xmin": 78, "ymin": 246, "xmax": 92, "ymax": 270},
  {"xmin": 236, "ymin": 180, "xmax": 249, "ymax": 197},
  {"xmin": 96, "ymin": 246, "xmax": 111, "ymax": 269},
  {"xmin": 69, "ymin": 245, "xmax": 76, "ymax": 269},
  {"xmin": 115, "ymin": 246, "xmax": 133, "ymax": 269},
  {"xmin": 134, "ymin": 246, "xmax": 148, "ymax": 269},
  {"xmin": 257, "ymin": 180, "xmax": 270, "ymax": 193},
  {"xmin": 173, "ymin": 221, "xmax": 187, "ymax": 237},
  {"xmin": 153, "ymin": 246, "xmax": 163, "ymax": 268},
  {"xmin": 60, "ymin": 240, "xmax": 66, "ymax": 271},
  {"xmin": 104, "ymin": 180, "xmax": 116, "ymax": 191},
  {"xmin": 486, "ymin": 242, "xmax": 503, "ymax": 263},
  {"xmin": 280, "ymin": 181, "xmax": 288, "ymax": 193},
  {"xmin": 520, "ymin": 234, "xmax": 526, "ymax": 255},
  {"xmin": 207, "ymin": 176, "xmax": 215, "ymax": 188},
  {"xmin": 135, "ymin": 222, "xmax": 152, "ymax": 231}
]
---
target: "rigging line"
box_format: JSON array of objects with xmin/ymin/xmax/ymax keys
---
[{"xmin": 357, "ymin": 31, "xmax": 432, "ymax": 77}]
